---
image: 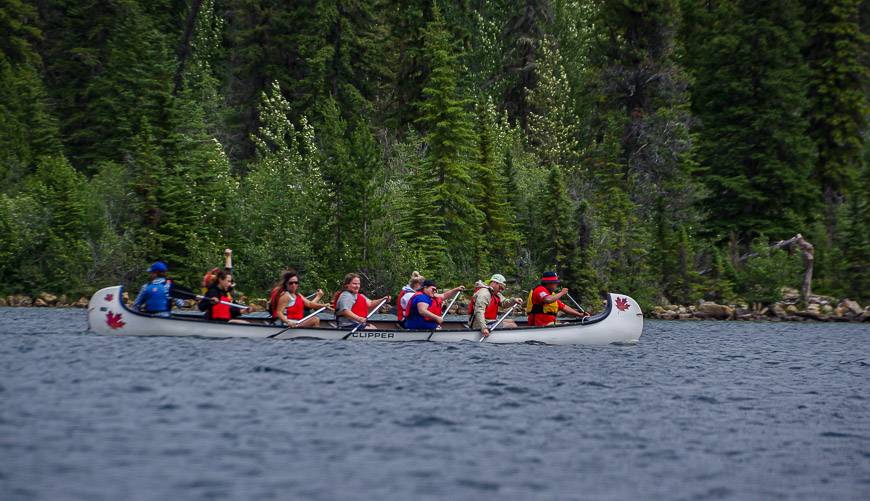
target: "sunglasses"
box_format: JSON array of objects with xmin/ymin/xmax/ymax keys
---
[{"xmin": 287, "ymin": 281, "xmax": 300, "ymax": 285}]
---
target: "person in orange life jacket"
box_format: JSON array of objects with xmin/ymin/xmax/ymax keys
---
[
  {"xmin": 526, "ymin": 271, "xmax": 588, "ymax": 327},
  {"xmin": 198, "ymin": 270, "xmax": 251, "ymax": 322},
  {"xmin": 132, "ymin": 261, "xmax": 184, "ymax": 317},
  {"xmin": 396, "ymin": 271, "xmax": 425, "ymax": 325},
  {"xmin": 268, "ymin": 270, "xmax": 330, "ymax": 328},
  {"xmin": 403, "ymin": 280, "xmax": 444, "ymax": 330},
  {"xmin": 469, "ymin": 273, "xmax": 524, "ymax": 338},
  {"xmin": 332, "ymin": 272, "xmax": 390, "ymax": 330},
  {"xmin": 201, "ymin": 248, "xmax": 234, "ymax": 294}
]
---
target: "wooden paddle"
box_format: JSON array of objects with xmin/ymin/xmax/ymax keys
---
[
  {"xmin": 342, "ymin": 298, "xmax": 389, "ymax": 340},
  {"xmin": 267, "ymin": 306, "xmax": 327, "ymax": 338},
  {"xmin": 479, "ymin": 304, "xmax": 517, "ymax": 342}
]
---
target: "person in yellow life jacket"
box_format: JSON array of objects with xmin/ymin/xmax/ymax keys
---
[
  {"xmin": 469, "ymin": 273, "xmax": 524, "ymax": 338},
  {"xmin": 526, "ymin": 271, "xmax": 587, "ymax": 327},
  {"xmin": 198, "ymin": 270, "xmax": 251, "ymax": 323}
]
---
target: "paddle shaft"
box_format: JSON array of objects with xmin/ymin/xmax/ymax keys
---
[
  {"xmin": 267, "ymin": 306, "xmax": 327, "ymax": 338},
  {"xmin": 479, "ymin": 304, "xmax": 517, "ymax": 342},
  {"xmin": 441, "ymin": 289, "xmax": 463, "ymax": 316},
  {"xmin": 565, "ymin": 292, "xmax": 586, "ymax": 314},
  {"xmin": 343, "ymin": 298, "xmax": 389, "ymax": 339},
  {"xmin": 170, "ymin": 285, "xmax": 248, "ymax": 309}
]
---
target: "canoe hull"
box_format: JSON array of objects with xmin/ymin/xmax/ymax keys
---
[{"xmin": 87, "ymin": 286, "xmax": 643, "ymax": 345}]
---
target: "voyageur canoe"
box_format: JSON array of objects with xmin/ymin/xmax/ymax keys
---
[{"xmin": 87, "ymin": 286, "xmax": 643, "ymax": 345}]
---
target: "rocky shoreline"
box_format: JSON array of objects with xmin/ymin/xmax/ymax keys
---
[
  {"xmin": 650, "ymin": 290, "xmax": 869, "ymax": 322},
  {"xmin": 3, "ymin": 290, "xmax": 868, "ymax": 323}
]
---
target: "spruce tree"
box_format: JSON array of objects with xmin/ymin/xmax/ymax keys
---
[
  {"xmin": 684, "ymin": 0, "xmax": 816, "ymax": 243},
  {"xmin": 412, "ymin": 3, "xmax": 483, "ymax": 277},
  {"xmin": 804, "ymin": 0, "xmax": 868, "ymax": 239},
  {"xmin": 500, "ymin": 0, "xmax": 551, "ymax": 130},
  {"xmin": 474, "ymin": 99, "xmax": 520, "ymax": 273}
]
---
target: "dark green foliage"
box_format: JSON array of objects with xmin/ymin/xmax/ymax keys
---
[
  {"xmin": 4, "ymin": 157, "xmax": 90, "ymax": 294},
  {"xmin": 0, "ymin": 0, "xmax": 863, "ymax": 310},
  {"xmin": 684, "ymin": 0, "xmax": 817, "ymax": 243},
  {"xmin": 410, "ymin": 3, "xmax": 484, "ymax": 277},
  {"xmin": 804, "ymin": 0, "xmax": 867, "ymax": 218},
  {"xmin": 737, "ymin": 239, "xmax": 802, "ymax": 305}
]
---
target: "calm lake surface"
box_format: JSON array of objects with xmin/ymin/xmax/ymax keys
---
[{"xmin": 1, "ymin": 307, "xmax": 868, "ymax": 500}]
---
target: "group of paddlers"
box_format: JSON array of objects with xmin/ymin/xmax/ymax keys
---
[{"xmin": 132, "ymin": 249, "xmax": 589, "ymax": 338}]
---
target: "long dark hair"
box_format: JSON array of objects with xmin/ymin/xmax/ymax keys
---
[{"xmin": 274, "ymin": 269, "xmax": 298, "ymax": 292}]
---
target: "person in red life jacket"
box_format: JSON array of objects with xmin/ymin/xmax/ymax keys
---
[
  {"xmin": 526, "ymin": 271, "xmax": 588, "ymax": 326},
  {"xmin": 403, "ymin": 279, "xmax": 444, "ymax": 330},
  {"xmin": 198, "ymin": 271, "xmax": 251, "ymax": 322},
  {"xmin": 395, "ymin": 271, "xmax": 425, "ymax": 326},
  {"xmin": 429, "ymin": 284, "xmax": 465, "ymax": 316},
  {"xmin": 332, "ymin": 273, "xmax": 390, "ymax": 330},
  {"xmin": 268, "ymin": 270, "xmax": 330, "ymax": 328},
  {"xmin": 469, "ymin": 273, "xmax": 524, "ymax": 338},
  {"xmin": 201, "ymin": 248, "xmax": 234, "ymax": 294}
]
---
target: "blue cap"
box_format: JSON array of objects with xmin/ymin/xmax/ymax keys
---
[{"xmin": 148, "ymin": 261, "xmax": 168, "ymax": 273}]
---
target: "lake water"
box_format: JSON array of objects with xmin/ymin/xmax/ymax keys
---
[{"xmin": 1, "ymin": 307, "xmax": 868, "ymax": 500}]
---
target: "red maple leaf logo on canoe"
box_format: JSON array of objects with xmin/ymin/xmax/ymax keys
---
[
  {"xmin": 104, "ymin": 293, "xmax": 113, "ymax": 302},
  {"xmin": 615, "ymin": 297, "xmax": 630, "ymax": 311},
  {"xmin": 106, "ymin": 311, "xmax": 126, "ymax": 330}
]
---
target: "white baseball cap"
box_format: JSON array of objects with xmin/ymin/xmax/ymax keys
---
[{"xmin": 488, "ymin": 273, "xmax": 506, "ymax": 285}]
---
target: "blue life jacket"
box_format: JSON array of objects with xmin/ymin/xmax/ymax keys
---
[{"xmin": 143, "ymin": 278, "xmax": 171, "ymax": 313}]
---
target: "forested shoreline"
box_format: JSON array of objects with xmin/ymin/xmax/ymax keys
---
[{"xmin": 1, "ymin": 0, "xmax": 867, "ymax": 310}]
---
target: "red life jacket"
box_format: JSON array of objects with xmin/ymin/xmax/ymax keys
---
[
  {"xmin": 429, "ymin": 296, "xmax": 444, "ymax": 316},
  {"xmin": 333, "ymin": 291, "xmax": 369, "ymax": 319},
  {"xmin": 285, "ymin": 293, "xmax": 305, "ymax": 320},
  {"xmin": 396, "ymin": 290, "xmax": 409, "ymax": 321},
  {"xmin": 268, "ymin": 287, "xmax": 283, "ymax": 318},
  {"xmin": 211, "ymin": 293, "xmax": 232, "ymax": 321},
  {"xmin": 468, "ymin": 287, "xmax": 501, "ymax": 320},
  {"xmin": 404, "ymin": 291, "xmax": 428, "ymax": 318}
]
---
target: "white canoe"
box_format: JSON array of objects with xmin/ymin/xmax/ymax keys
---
[{"xmin": 87, "ymin": 286, "xmax": 644, "ymax": 345}]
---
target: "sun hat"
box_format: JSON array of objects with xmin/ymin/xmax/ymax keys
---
[
  {"xmin": 541, "ymin": 271, "xmax": 560, "ymax": 284},
  {"xmin": 488, "ymin": 273, "xmax": 506, "ymax": 285},
  {"xmin": 148, "ymin": 261, "xmax": 168, "ymax": 273}
]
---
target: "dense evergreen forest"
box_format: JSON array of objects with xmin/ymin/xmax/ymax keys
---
[{"xmin": 1, "ymin": 0, "xmax": 867, "ymax": 308}]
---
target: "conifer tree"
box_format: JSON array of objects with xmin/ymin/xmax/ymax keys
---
[
  {"xmin": 527, "ymin": 35, "xmax": 580, "ymax": 172},
  {"xmin": 500, "ymin": 0, "xmax": 551, "ymax": 130},
  {"xmin": 684, "ymin": 0, "xmax": 816, "ymax": 243},
  {"xmin": 236, "ymin": 82, "xmax": 326, "ymax": 290},
  {"xmin": 474, "ymin": 99, "xmax": 520, "ymax": 273},
  {"xmin": 804, "ymin": 0, "xmax": 867, "ymax": 239},
  {"xmin": 0, "ymin": 0, "xmax": 62, "ymax": 185},
  {"xmin": 412, "ymin": 3, "xmax": 483, "ymax": 277},
  {"xmin": 299, "ymin": 0, "xmax": 390, "ymax": 123}
]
